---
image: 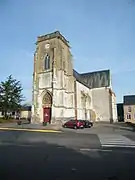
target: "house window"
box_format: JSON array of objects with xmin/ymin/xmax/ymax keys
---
[
  {"xmin": 128, "ymin": 106, "xmax": 131, "ymax": 112},
  {"xmin": 44, "ymin": 54, "xmax": 50, "ymax": 70},
  {"xmin": 127, "ymin": 114, "xmax": 131, "ymax": 119}
]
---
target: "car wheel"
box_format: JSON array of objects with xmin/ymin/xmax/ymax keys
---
[{"xmin": 63, "ymin": 124, "xmax": 66, "ymax": 128}]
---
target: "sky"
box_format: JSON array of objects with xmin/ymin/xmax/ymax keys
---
[{"xmin": 0, "ymin": 0, "xmax": 135, "ymax": 103}]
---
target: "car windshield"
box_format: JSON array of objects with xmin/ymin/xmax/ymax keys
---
[{"xmin": 70, "ymin": 120, "xmax": 75, "ymax": 122}]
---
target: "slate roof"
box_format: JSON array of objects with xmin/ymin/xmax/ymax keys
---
[
  {"xmin": 124, "ymin": 95, "xmax": 135, "ymax": 105},
  {"xmin": 73, "ymin": 69, "xmax": 91, "ymax": 89},
  {"xmin": 73, "ymin": 69, "xmax": 110, "ymax": 89}
]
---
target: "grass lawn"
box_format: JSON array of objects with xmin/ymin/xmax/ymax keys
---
[{"xmin": 0, "ymin": 118, "xmax": 16, "ymax": 123}]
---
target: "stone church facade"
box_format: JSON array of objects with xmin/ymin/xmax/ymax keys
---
[{"xmin": 32, "ymin": 31, "xmax": 117, "ymax": 124}]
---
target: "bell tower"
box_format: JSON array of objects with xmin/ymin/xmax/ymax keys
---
[{"xmin": 32, "ymin": 31, "xmax": 75, "ymax": 124}]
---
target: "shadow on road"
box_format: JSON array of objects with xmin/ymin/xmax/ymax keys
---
[{"xmin": 0, "ymin": 140, "xmax": 134, "ymax": 180}]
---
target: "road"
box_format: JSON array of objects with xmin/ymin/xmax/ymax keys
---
[{"xmin": 0, "ymin": 129, "xmax": 135, "ymax": 180}]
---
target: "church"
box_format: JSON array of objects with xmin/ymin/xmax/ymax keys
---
[{"xmin": 32, "ymin": 31, "xmax": 117, "ymax": 124}]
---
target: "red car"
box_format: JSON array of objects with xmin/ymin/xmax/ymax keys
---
[{"xmin": 63, "ymin": 120, "xmax": 84, "ymax": 129}]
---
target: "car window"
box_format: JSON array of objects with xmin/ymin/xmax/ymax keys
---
[
  {"xmin": 69, "ymin": 120, "xmax": 74, "ymax": 123},
  {"xmin": 69, "ymin": 120, "xmax": 73, "ymax": 122}
]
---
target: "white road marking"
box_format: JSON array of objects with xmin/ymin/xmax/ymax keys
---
[
  {"xmin": 71, "ymin": 168, "xmax": 77, "ymax": 172},
  {"xmin": 80, "ymin": 148, "xmax": 112, "ymax": 152},
  {"xmin": 57, "ymin": 146, "xmax": 64, "ymax": 149},
  {"xmin": 102, "ymin": 144, "xmax": 135, "ymax": 148},
  {"xmin": 79, "ymin": 148, "xmax": 102, "ymax": 158},
  {"xmin": 80, "ymin": 147, "xmax": 135, "ymax": 155},
  {"xmin": 98, "ymin": 134, "xmax": 135, "ymax": 148}
]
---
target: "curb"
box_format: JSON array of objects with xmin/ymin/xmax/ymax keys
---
[{"xmin": 0, "ymin": 127, "xmax": 62, "ymax": 133}]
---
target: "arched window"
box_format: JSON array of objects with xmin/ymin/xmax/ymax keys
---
[
  {"xmin": 127, "ymin": 114, "xmax": 131, "ymax": 120},
  {"xmin": 44, "ymin": 54, "xmax": 50, "ymax": 70}
]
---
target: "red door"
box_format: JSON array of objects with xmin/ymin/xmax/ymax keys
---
[{"xmin": 43, "ymin": 107, "xmax": 51, "ymax": 123}]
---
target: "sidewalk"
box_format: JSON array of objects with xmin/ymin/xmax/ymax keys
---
[
  {"xmin": 0, "ymin": 122, "xmax": 63, "ymax": 131},
  {"xmin": 0, "ymin": 121, "xmax": 135, "ymax": 135},
  {"xmin": 19, "ymin": 123, "xmax": 63, "ymax": 131}
]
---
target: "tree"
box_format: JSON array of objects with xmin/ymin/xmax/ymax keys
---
[{"xmin": 0, "ymin": 75, "xmax": 24, "ymax": 119}]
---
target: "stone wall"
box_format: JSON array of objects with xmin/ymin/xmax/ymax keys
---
[
  {"xmin": 76, "ymin": 81, "xmax": 92, "ymax": 120},
  {"xmin": 91, "ymin": 87, "xmax": 111, "ymax": 121}
]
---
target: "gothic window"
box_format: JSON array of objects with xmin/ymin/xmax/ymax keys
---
[
  {"xmin": 60, "ymin": 48, "xmax": 62, "ymax": 61},
  {"xmin": 127, "ymin": 114, "xmax": 131, "ymax": 119},
  {"xmin": 63, "ymin": 61, "xmax": 65, "ymax": 71},
  {"xmin": 87, "ymin": 95, "xmax": 91, "ymax": 107},
  {"xmin": 128, "ymin": 106, "xmax": 131, "ymax": 112},
  {"xmin": 44, "ymin": 54, "xmax": 50, "ymax": 70},
  {"xmin": 81, "ymin": 95, "xmax": 85, "ymax": 108}
]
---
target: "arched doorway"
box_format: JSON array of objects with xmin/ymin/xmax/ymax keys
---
[{"xmin": 42, "ymin": 91, "xmax": 52, "ymax": 123}]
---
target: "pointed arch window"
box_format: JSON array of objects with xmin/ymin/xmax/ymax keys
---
[{"xmin": 44, "ymin": 54, "xmax": 50, "ymax": 70}]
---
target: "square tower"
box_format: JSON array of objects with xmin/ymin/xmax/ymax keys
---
[{"xmin": 32, "ymin": 31, "xmax": 75, "ymax": 124}]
